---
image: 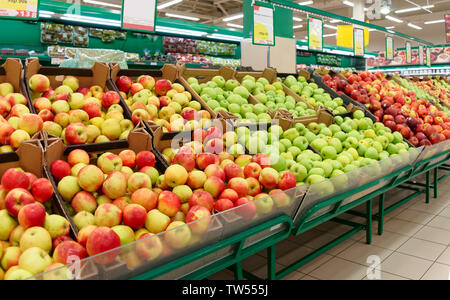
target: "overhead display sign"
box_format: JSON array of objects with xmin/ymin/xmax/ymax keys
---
[
  {"xmin": 427, "ymin": 47, "xmax": 431, "ymax": 67},
  {"xmin": 122, "ymin": 0, "xmax": 157, "ymax": 33},
  {"xmin": 0, "ymin": 0, "xmax": 39, "ymax": 20},
  {"xmin": 385, "ymin": 36, "xmax": 393, "ymax": 60},
  {"xmin": 252, "ymin": 2, "xmax": 275, "ymax": 46},
  {"xmin": 308, "ymin": 16, "xmax": 323, "ymax": 52},
  {"xmin": 406, "ymin": 41, "xmax": 412, "ymax": 64},
  {"xmin": 353, "ymin": 27, "xmax": 365, "ymax": 57}
]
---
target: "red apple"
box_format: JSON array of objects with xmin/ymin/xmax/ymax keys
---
[
  {"xmin": 136, "ymin": 151, "xmax": 155, "ymax": 169},
  {"xmin": 53, "ymin": 241, "xmax": 87, "ymax": 264},
  {"xmin": 31, "ymin": 178, "xmax": 54, "ymax": 203},
  {"xmin": 214, "ymin": 198, "xmax": 234, "ymax": 212},
  {"xmin": 244, "ymin": 162, "xmax": 262, "ymax": 179},
  {"xmin": 224, "ymin": 163, "xmax": 244, "ymax": 180},
  {"xmin": 189, "ymin": 191, "xmax": 214, "ymax": 212},
  {"xmin": 122, "ymin": 204, "xmax": 147, "ymax": 230},
  {"xmin": 196, "ymin": 153, "xmax": 216, "ymax": 170},
  {"xmin": 278, "ymin": 172, "xmax": 296, "ymax": 190},
  {"xmin": 185, "ymin": 205, "xmax": 212, "ymax": 235},
  {"xmin": 228, "ymin": 177, "xmax": 249, "ymax": 198},
  {"xmin": 234, "ymin": 197, "xmax": 257, "ymax": 220},
  {"xmin": 246, "ymin": 177, "xmax": 261, "ymax": 197},
  {"xmin": 4, "ymin": 188, "xmax": 35, "ymax": 217},
  {"xmin": 101, "ymin": 91, "xmax": 120, "ymax": 109},
  {"xmin": 172, "ymin": 153, "xmax": 196, "ymax": 172},
  {"xmin": 1, "ymin": 168, "xmax": 30, "ymax": 191},
  {"xmin": 115, "ymin": 76, "xmax": 133, "ymax": 93},
  {"xmin": 52, "ymin": 235, "xmax": 74, "ymax": 251},
  {"xmin": 86, "ymin": 227, "xmax": 121, "ymax": 264},
  {"xmin": 50, "ymin": 160, "xmax": 71, "ymax": 182},
  {"xmin": 155, "ymin": 80, "xmax": 171, "ymax": 96},
  {"xmin": 18, "ymin": 203, "xmax": 46, "ymax": 228}
]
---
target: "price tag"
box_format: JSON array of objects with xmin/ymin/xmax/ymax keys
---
[
  {"xmin": 122, "ymin": 0, "xmax": 156, "ymax": 33},
  {"xmin": 0, "ymin": 0, "xmax": 39, "ymax": 20},
  {"xmin": 308, "ymin": 17, "xmax": 323, "ymax": 52}
]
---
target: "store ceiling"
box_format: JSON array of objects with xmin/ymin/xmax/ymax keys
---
[{"xmin": 59, "ymin": 0, "xmax": 449, "ymax": 47}]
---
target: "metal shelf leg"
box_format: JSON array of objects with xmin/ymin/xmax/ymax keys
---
[
  {"xmin": 434, "ymin": 167, "xmax": 438, "ymax": 199},
  {"xmin": 378, "ymin": 193, "xmax": 385, "ymax": 236},
  {"xmin": 426, "ymin": 171, "xmax": 430, "ymax": 204},
  {"xmin": 366, "ymin": 198, "xmax": 372, "ymax": 245}
]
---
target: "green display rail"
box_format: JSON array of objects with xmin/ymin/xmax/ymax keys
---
[
  {"xmin": 368, "ymin": 64, "xmax": 450, "ymax": 71},
  {"xmin": 130, "ymin": 215, "xmax": 293, "ymax": 280}
]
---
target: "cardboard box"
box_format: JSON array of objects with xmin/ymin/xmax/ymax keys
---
[
  {"xmin": 24, "ymin": 58, "xmax": 135, "ymax": 151},
  {"xmin": 0, "ymin": 58, "xmax": 29, "ymax": 99}
]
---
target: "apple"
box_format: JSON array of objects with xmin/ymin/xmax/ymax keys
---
[
  {"xmin": 42, "ymin": 263, "xmax": 72, "ymax": 280},
  {"xmin": 254, "ymin": 194, "xmax": 274, "ymax": 214},
  {"xmin": 203, "ymin": 176, "xmax": 225, "ymax": 198},
  {"xmin": 29, "ymin": 74, "xmax": 50, "ymax": 93},
  {"xmin": 139, "ymin": 166, "xmax": 159, "ymax": 186},
  {"xmin": 0, "ymin": 209, "xmax": 17, "ymax": 240},
  {"xmin": 130, "ymin": 188, "xmax": 157, "ymax": 212},
  {"xmin": 4, "ymin": 267, "xmax": 34, "ymax": 280},
  {"xmin": 101, "ymin": 118, "xmax": 121, "ymax": 140},
  {"xmin": 246, "ymin": 177, "xmax": 261, "ymax": 197},
  {"xmin": 86, "ymin": 227, "xmax": 121, "ymax": 264},
  {"xmin": 164, "ymin": 221, "xmax": 191, "ymax": 249},
  {"xmin": 10, "ymin": 130, "xmax": 31, "ymax": 149},
  {"xmin": 94, "ymin": 203, "xmax": 122, "ymax": 228},
  {"xmin": 18, "ymin": 203, "xmax": 46, "ymax": 229},
  {"xmin": 214, "ymin": 198, "xmax": 234, "ymax": 212},
  {"xmin": 158, "ymin": 191, "xmax": 181, "ymax": 217},
  {"xmin": 112, "ymin": 196, "xmax": 131, "ymax": 211},
  {"xmin": 128, "ymin": 172, "xmax": 152, "ymax": 193},
  {"xmin": 187, "ymin": 170, "xmax": 207, "ymax": 189},
  {"xmin": 71, "ymin": 191, "xmax": 97, "ymax": 214},
  {"xmin": 172, "ymin": 153, "xmax": 196, "ymax": 172},
  {"xmin": 185, "ymin": 205, "xmax": 212, "ymax": 235},
  {"xmin": 196, "ymin": 153, "xmax": 216, "ymax": 170},
  {"xmin": 189, "ymin": 191, "xmax": 214, "ymax": 212},
  {"xmin": 136, "ymin": 233, "xmax": 162, "ymax": 261},
  {"xmin": 204, "ymin": 164, "xmax": 226, "ymax": 181},
  {"xmin": 102, "ymin": 171, "xmax": 127, "ymax": 200},
  {"xmin": 101, "ymin": 91, "xmax": 120, "ymax": 109},
  {"xmin": 20, "ymin": 226, "xmax": 52, "ymax": 252},
  {"xmin": 136, "ymin": 151, "xmax": 156, "ymax": 169},
  {"xmin": 9, "ymin": 225, "xmax": 25, "ymax": 247},
  {"xmin": 234, "ymin": 198, "xmax": 257, "ymax": 220},
  {"xmin": 269, "ymin": 189, "xmax": 291, "ymax": 208},
  {"xmin": 155, "ymin": 80, "xmax": 172, "ymax": 96},
  {"xmin": 111, "ymin": 225, "xmax": 135, "ymax": 247},
  {"xmin": 18, "ymin": 247, "xmax": 52, "ymax": 275},
  {"xmin": 224, "ymin": 163, "xmax": 244, "ymax": 180},
  {"xmin": 119, "ymin": 150, "xmax": 136, "ymax": 169},
  {"xmin": 53, "ymin": 241, "xmax": 87, "ymax": 265},
  {"xmin": 4, "ymin": 188, "xmax": 35, "ymax": 218},
  {"xmin": 73, "ymin": 211, "xmax": 95, "ymax": 230},
  {"xmin": 1, "ymin": 168, "xmax": 29, "ymax": 190},
  {"xmin": 219, "ymin": 189, "xmax": 239, "ymax": 203},
  {"xmin": 77, "ymin": 165, "xmax": 104, "ymax": 192},
  {"xmin": 145, "ymin": 209, "xmax": 170, "ymax": 234},
  {"xmin": 278, "ymin": 172, "xmax": 296, "ymax": 190},
  {"xmin": 244, "ymin": 162, "xmax": 262, "ymax": 179},
  {"xmin": 228, "ymin": 177, "xmax": 249, "ymax": 198},
  {"xmin": 51, "ymin": 235, "xmax": 73, "ymax": 251},
  {"xmin": 116, "ymin": 76, "xmax": 132, "ymax": 93},
  {"xmin": 164, "ymin": 164, "xmax": 188, "ymax": 188},
  {"xmin": 259, "ymin": 168, "xmax": 280, "ymax": 190},
  {"xmin": 65, "ymin": 123, "xmax": 88, "ymax": 145},
  {"xmin": 251, "ymin": 153, "xmax": 271, "ymax": 168},
  {"xmin": 57, "ymin": 176, "xmax": 81, "ymax": 201},
  {"xmin": 121, "ymin": 204, "xmax": 146, "ymax": 231},
  {"xmin": 1, "ymin": 246, "xmax": 21, "ymax": 271}
]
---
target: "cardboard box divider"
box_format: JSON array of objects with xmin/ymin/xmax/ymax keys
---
[
  {"xmin": 109, "ymin": 62, "xmax": 218, "ymax": 141},
  {"xmin": 0, "ymin": 134, "xmax": 100, "ymax": 279}
]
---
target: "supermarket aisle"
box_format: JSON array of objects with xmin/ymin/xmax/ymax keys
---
[{"xmin": 210, "ymin": 171, "xmax": 450, "ymax": 280}]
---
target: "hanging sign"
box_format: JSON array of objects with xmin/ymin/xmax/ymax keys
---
[
  {"xmin": 446, "ymin": 14, "xmax": 450, "ymax": 43},
  {"xmin": 426, "ymin": 47, "xmax": 431, "ymax": 67},
  {"xmin": 122, "ymin": 0, "xmax": 157, "ymax": 33},
  {"xmin": 308, "ymin": 16, "xmax": 323, "ymax": 52},
  {"xmin": 406, "ymin": 41, "xmax": 412, "ymax": 64},
  {"xmin": 385, "ymin": 36, "xmax": 393, "ymax": 60},
  {"xmin": 252, "ymin": 2, "xmax": 275, "ymax": 46},
  {"xmin": 0, "ymin": 0, "xmax": 39, "ymax": 20},
  {"xmin": 419, "ymin": 45, "xmax": 424, "ymax": 65},
  {"xmin": 353, "ymin": 27, "xmax": 365, "ymax": 57}
]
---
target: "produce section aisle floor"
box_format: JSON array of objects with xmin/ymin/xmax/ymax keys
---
[{"xmin": 209, "ymin": 170, "xmax": 450, "ymax": 280}]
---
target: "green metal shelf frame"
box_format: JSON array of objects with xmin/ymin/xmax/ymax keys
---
[{"xmin": 129, "ymin": 215, "xmax": 293, "ymax": 280}]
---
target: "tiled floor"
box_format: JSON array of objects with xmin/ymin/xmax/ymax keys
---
[{"xmin": 209, "ymin": 170, "xmax": 450, "ymax": 280}]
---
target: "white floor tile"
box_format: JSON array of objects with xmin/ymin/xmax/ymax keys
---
[
  {"xmin": 414, "ymin": 226, "xmax": 450, "ymax": 246},
  {"xmin": 381, "ymin": 252, "xmax": 433, "ymax": 280},
  {"xmin": 309, "ymin": 257, "xmax": 368, "ymax": 280},
  {"xmin": 421, "ymin": 263, "xmax": 450, "ymax": 280},
  {"xmin": 397, "ymin": 238, "xmax": 446, "ymax": 261},
  {"xmin": 383, "ymin": 218, "xmax": 424, "ymax": 236},
  {"xmin": 337, "ymin": 242, "xmax": 393, "ymax": 266}
]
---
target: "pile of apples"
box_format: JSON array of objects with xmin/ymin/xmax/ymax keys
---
[
  {"xmin": 322, "ymin": 71, "xmax": 450, "ymax": 146},
  {"xmin": 238, "ymin": 75, "xmax": 316, "ymax": 119},
  {"xmin": 283, "ymin": 75, "xmax": 349, "ymax": 115},
  {"xmin": 0, "ymin": 81, "xmax": 40, "ymax": 150},
  {"xmin": 115, "ymin": 75, "xmax": 212, "ymax": 133},
  {"xmin": 234, "ymin": 111, "xmax": 412, "ymax": 194},
  {"xmin": 29, "ymin": 74, "xmax": 134, "ymax": 145},
  {"xmin": 186, "ymin": 76, "xmax": 273, "ymax": 123},
  {"xmin": 0, "ymin": 167, "xmax": 81, "ymax": 280}
]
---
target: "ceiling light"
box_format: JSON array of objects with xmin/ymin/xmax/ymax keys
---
[
  {"xmin": 298, "ymin": 1, "xmax": 313, "ymax": 5},
  {"xmin": 323, "ymin": 33, "xmax": 337, "ymax": 37},
  {"xmin": 343, "ymin": 1, "xmax": 368, "ymax": 11},
  {"xmin": 424, "ymin": 19, "xmax": 444, "ymax": 25},
  {"xmin": 324, "ymin": 24, "xmax": 337, "ymax": 30},
  {"xmin": 227, "ymin": 23, "xmax": 243, "ymax": 29},
  {"xmin": 395, "ymin": 5, "xmax": 434, "ymax": 14},
  {"xmin": 39, "ymin": 10, "xmax": 54, "ymax": 15},
  {"xmin": 407, "ymin": 23, "xmax": 422, "ymax": 30},
  {"xmin": 165, "ymin": 13, "xmax": 199, "ymax": 21},
  {"xmin": 83, "ymin": 0, "xmax": 122, "ymax": 8},
  {"xmin": 60, "ymin": 14, "xmax": 121, "ymax": 27},
  {"xmin": 385, "ymin": 15, "xmax": 403, "ymax": 23},
  {"xmin": 156, "ymin": 26, "xmax": 207, "ymax": 37},
  {"xmin": 386, "ymin": 26, "xmax": 395, "ymax": 29},
  {"xmin": 293, "ymin": 17, "xmax": 303, "ymax": 22},
  {"xmin": 207, "ymin": 33, "xmax": 243, "ymax": 41},
  {"xmin": 223, "ymin": 13, "xmax": 243, "ymax": 22},
  {"xmin": 330, "ymin": 19, "xmax": 341, "ymax": 23},
  {"xmin": 368, "ymin": 28, "xmax": 376, "ymax": 32},
  {"xmin": 380, "ymin": 7, "xmax": 390, "ymax": 15},
  {"xmin": 293, "ymin": 25, "xmax": 304, "ymax": 29},
  {"xmin": 387, "ymin": 29, "xmax": 395, "ymax": 33},
  {"xmin": 157, "ymin": 0, "xmax": 183, "ymax": 10}
]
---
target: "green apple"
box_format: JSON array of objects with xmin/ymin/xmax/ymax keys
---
[
  {"xmin": 321, "ymin": 146, "xmax": 337, "ymax": 160},
  {"xmin": 311, "ymin": 138, "xmax": 327, "ymax": 152},
  {"xmin": 287, "ymin": 146, "xmax": 301, "ymax": 159},
  {"xmin": 365, "ymin": 147, "xmax": 379, "ymax": 160},
  {"xmin": 290, "ymin": 163, "xmax": 308, "ymax": 182}
]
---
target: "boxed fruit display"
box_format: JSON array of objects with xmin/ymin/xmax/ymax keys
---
[
  {"xmin": 0, "ymin": 135, "xmax": 99, "ymax": 280},
  {"xmin": 0, "ymin": 58, "xmax": 39, "ymax": 153},
  {"xmin": 24, "ymin": 58, "xmax": 134, "ymax": 150},
  {"xmin": 42, "ymin": 126, "xmax": 226, "ymax": 280},
  {"xmin": 177, "ymin": 63, "xmax": 276, "ymax": 125},
  {"xmin": 109, "ymin": 63, "xmax": 217, "ymax": 141}
]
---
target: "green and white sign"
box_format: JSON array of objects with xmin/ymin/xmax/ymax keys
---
[
  {"xmin": 386, "ymin": 36, "xmax": 393, "ymax": 60},
  {"xmin": 406, "ymin": 41, "xmax": 412, "ymax": 64},
  {"xmin": 308, "ymin": 16, "xmax": 323, "ymax": 52},
  {"xmin": 353, "ymin": 27, "xmax": 365, "ymax": 57},
  {"xmin": 252, "ymin": 1, "xmax": 275, "ymax": 46},
  {"xmin": 122, "ymin": 0, "xmax": 157, "ymax": 33},
  {"xmin": 419, "ymin": 45, "xmax": 424, "ymax": 65},
  {"xmin": 0, "ymin": 0, "xmax": 39, "ymax": 20}
]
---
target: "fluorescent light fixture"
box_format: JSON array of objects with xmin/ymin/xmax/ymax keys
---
[
  {"xmin": 364, "ymin": 54, "xmax": 377, "ymax": 59},
  {"xmin": 380, "ymin": 7, "xmax": 390, "ymax": 15},
  {"xmin": 157, "ymin": 0, "xmax": 183, "ymax": 10},
  {"xmin": 227, "ymin": 23, "xmax": 243, "ymax": 29},
  {"xmin": 83, "ymin": 0, "xmax": 122, "ymax": 8},
  {"xmin": 387, "ymin": 29, "xmax": 395, "ymax": 33},
  {"xmin": 386, "ymin": 26, "xmax": 395, "ymax": 29},
  {"xmin": 223, "ymin": 13, "xmax": 243, "ymax": 22},
  {"xmin": 207, "ymin": 33, "xmax": 242, "ymax": 41},
  {"xmin": 293, "ymin": 24, "xmax": 304, "ymax": 29},
  {"xmin": 343, "ymin": 1, "xmax": 368, "ymax": 11},
  {"xmin": 424, "ymin": 19, "xmax": 444, "ymax": 25},
  {"xmin": 324, "ymin": 48, "xmax": 353, "ymax": 56},
  {"xmin": 323, "ymin": 33, "xmax": 337, "ymax": 37},
  {"xmin": 385, "ymin": 15, "xmax": 403, "ymax": 23},
  {"xmin": 368, "ymin": 28, "xmax": 376, "ymax": 32},
  {"xmin": 407, "ymin": 23, "xmax": 422, "ymax": 30},
  {"xmin": 330, "ymin": 19, "xmax": 341, "ymax": 23},
  {"xmin": 156, "ymin": 26, "xmax": 207, "ymax": 37},
  {"xmin": 297, "ymin": 45, "xmax": 308, "ymax": 50},
  {"xmin": 39, "ymin": 10, "xmax": 54, "ymax": 15},
  {"xmin": 165, "ymin": 13, "xmax": 199, "ymax": 21},
  {"xmin": 293, "ymin": 17, "xmax": 303, "ymax": 22},
  {"xmin": 298, "ymin": 1, "xmax": 313, "ymax": 5},
  {"xmin": 60, "ymin": 14, "xmax": 120, "ymax": 27},
  {"xmin": 324, "ymin": 24, "xmax": 337, "ymax": 30},
  {"xmin": 395, "ymin": 5, "xmax": 434, "ymax": 14}
]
